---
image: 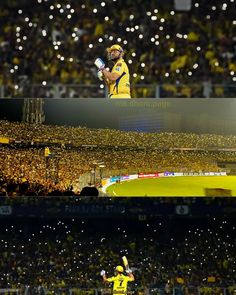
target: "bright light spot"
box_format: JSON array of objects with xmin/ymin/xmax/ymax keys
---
[
  {"xmin": 133, "ymin": 73, "xmax": 137, "ymax": 77},
  {"xmin": 67, "ymin": 14, "xmax": 72, "ymax": 19},
  {"xmin": 123, "ymin": 40, "xmax": 128, "ymax": 45},
  {"xmin": 155, "ymin": 34, "xmax": 159, "ymax": 39},
  {"xmin": 212, "ymin": 6, "xmax": 216, "ymax": 10},
  {"xmin": 93, "ymin": 8, "xmax": 97, "ymax": 13},
  {"xmin": 151, "ymin": 16, "xmax": 157, "ymax": 21},
  {"xmin": 197, "ymin": 46, "xmax": 201, "ymax": 51},
  {"xmin": 215, "ymin": 61, "xmax": 219, "ymax": 66},
  {"xmin": 154, "ymin": 9, "xmax": 158, "ymax": 13},
  {"xmin": 89, "ymin": 44, "xmax": 93, "ymax": 48},
  {"xmin": 16, "ymin": 27, "xmax": 21, "ymax": 32},
  {"xmin": 42, "ymin": 30, "xmax": 47, "ymax": 36},
  {"xmin": 176, "ymin": 69, "xmax": 180, "ymax": 73},
  {"xmin": 18, "ymin": 9, "xmax": 23, "ymax": 14},
  {"xmin": 10, "ymin": 69, "xmax": 14, "ymax": 73},
  {"xmin": 140, "ymin": 75, "xmax": 144, "ymax": 80},
  {"xmin": 23, "ymin": 36, "xmax": 27, "ymax": 40},
  {"xmin": 165, "ymin": 72, "xmax": 169, "ymax": 77},
  {"xmin": 155, "ymin": 41, "xmax": 159, "ymax": 45},
  {"xmin": 139, "ymin": 34, "xmax": 143, "ymax": 39},
  {"xmin": 128, "ymin": 60, "xmax": 132, "ymax": 64},
  {"xmin": 17, "ymin": 38, "xmax": 21, "ymax": 43},
  {"xmin": 170, "ymin": 11, "xmax": 175, "ymax": 15},
  {"xmin": 233, "ymin": 21, "xmax": 236, "ymax": 25},
  {"xmin": 54, "ymin": 45, "xmax": 59, "ymax": 50},
  {"xmin": 60, "ymin": 56, "xmax": 65, "ymax": 61},
  {"xmin": 159, "ymin": 26, "xmax": 163, "ymax": 31},
  {"xmin": 135, "ymin": 25, "xmax": 139, "ymax": 30},
  {"xmin": 117, "ymin": 37, "xmax": 121, "ymax": 42},
  {"xmin": 151, "ymin": 37, "xmax": 155, "ymax": 42},
  {"xmin": 233, "ymin": 77, "xmax": 236, "ymax": 81},
  {"xmin": 129, "ymin": 14, "xmax": 134, "ymax": 20},
  {"xmin": 60, "ymin": 8, "xmax": 64, "ymax": 13},
  {"xmin": 132, "ymin": 52, "xmax": 136, "ymax": 57},
  {"xmin": 147, "ymin": 11, "xmax": 151, "ymax": 16},
  {"xmin": 15, "ymin": 85, "xmax": 19, "ymax": 90},
  {"xmin": 18, "ymin": 46, "xmax": 23, "ymax": 50},
  {"xmin": 49, "ymin": 15, "xmax": 53, "ymax": 19},
  {"xmin": 206, "ymin": 15, "xmax": 210, "ymax": 19},
  {"xmin": 188, "ymin": 71, "xmax": 192, "ymax": 76},
  {"xmin": 160, "ymin": 18, "xmax": 165, "ymax": 23},
  {"xmin": 28, "ymin": 22, "xmax": 33, "ymax": 27},
  {"xmin": 56, "ymin": 4, "xmax": 61, "ymax": 8},
  {"xmin": 100, "ymin": 84, "xmax": 104, "ymax": 88},
  {"xmin": 230, "ymin": 71, "xmax": 235, "ymax": 75},
  {"xmin": 183, "ymin": 34, "xmax": 188, "ymax": 39},
  {"xmin": 141, "ymin": 63, "xmax": 145, "ymax": 68},
  {"xmin": 70, "ymin": 9, "xmax": 75, "ymax": 13},
  {"xmin": 25, "ymin": 17, "xmax": 29, "ymax": 22},
  {"xmin": 104, "ymin": 16, "xmax": 109, "ymax": 21},
  {"xmin": 131, "ymin": 28, "xmax": 135, "ymax": 32},
  {"xmin": 193, "ymin": 63, "xmax": 198, "ymax": 69},
  {"xmin": 222, "ymin": 3, "xmax": 227, "ymax": 10},
  {"xmin": 69, "ymin": 58, "xmax": 74, "ymax": 62},
  {"xmin": 195, "ymin": 3, "xmax": 199, "ymax": 7},
  {"xmin": 42, "ymin": 81, "xmax": 47, "ymax": 86},
  {"xmin": 170, "ymin": 48, "xmax": 175, "ymax": 52},
  {"xmin": 14, "ymin": 65, "xmax": 18, "ymax": 70},
  {"xmin": 101, "ymin": 2, "xmax": 106, "ymax": 6},
  {"xmin": 72, "ymin": 33, "xmax": 76, "ymax": 38},
  {"xmin": 109, "ymin": 36, "xmax": 113, "ymax": 40},
  {"xmin": 66, "ymin": 4, "xmax": 71, "ymax": 9},
  {"xmin": 166, "ymin": 35, "xmax": 170, "ymax": 39},
  {"xmin": 50, "ymin": 5, "xmax": 54, "ymax": 10}
]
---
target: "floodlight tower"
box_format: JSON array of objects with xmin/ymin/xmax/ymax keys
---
[{"xmin": 22, "ymin": 98, "xmax": 45, "ymax": 124}]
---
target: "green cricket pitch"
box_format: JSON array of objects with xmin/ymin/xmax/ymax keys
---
[{"xmin": 106, "ymin": 176, "xmax": 236, "ymax": 196}]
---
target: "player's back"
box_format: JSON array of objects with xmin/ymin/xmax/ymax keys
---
[{"xmin": 107, "ymin": 273, "xmax": 134, "ymax": 295}]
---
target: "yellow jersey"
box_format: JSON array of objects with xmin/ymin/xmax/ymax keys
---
[
  {"xmin": 108, "ymin": 59, "xmax": 131, "ymax": 98},
  {"xmin": 107, "ymin": 274, "xmax": 134, "ymax": 295}
]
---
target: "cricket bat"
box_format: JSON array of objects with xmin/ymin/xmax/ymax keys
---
[{"xmin": 122, "ymin": 256, "xmax": 129, "ymax": 271}]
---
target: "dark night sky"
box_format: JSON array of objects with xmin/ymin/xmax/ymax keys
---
[{"xmin": 1, "ymin": 98, "xmax": 236, "ymax": 135}]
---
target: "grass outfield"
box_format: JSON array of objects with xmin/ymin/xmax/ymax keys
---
[{"xmin": 106, "ymin": 176, "xmax": 236, "ymax": 196}]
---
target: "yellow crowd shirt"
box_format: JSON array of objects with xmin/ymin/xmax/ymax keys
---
[
  {"xmin": 107, "ymin": 274, "xmax": 134, "ymax": 294},
  {"xmin": 109, "ymin": 59, "xmax": 130, "ymax": 97}
]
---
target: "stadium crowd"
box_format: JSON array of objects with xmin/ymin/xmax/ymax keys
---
[
  {"xmin": 0, "ymin": 217, "xmax": 235, "ymax": 294},
  {"xmin": 1, "ymin": 120, "xmax": 236, "ymax": 149},
  {"xmin": 0, "ymin": 0, "xmax": 236, "ymax": 97},
  {"xmin": 1, "ymin": 120, "xmax": 236, "ymax": 195}
]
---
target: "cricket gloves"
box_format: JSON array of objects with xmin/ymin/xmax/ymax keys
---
[
  {"xmin": 100, "ymin": 270, "xmax": 106, "ymax": 276},
  {"xmin": 126, "ymin": 268, "xmax": 132, "ymax": 274},
  {"xmin": 95, "ymin": 58, "xmax": 105, "ymax": 70},
  {"xmin": 97, "ymin": 70, "xmax": 103, "ymax": 81}
]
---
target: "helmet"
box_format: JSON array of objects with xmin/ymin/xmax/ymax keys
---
[
  {"xmin": 107, "ymin": 44, "xmax": 124, "ymax": 60},
  {"xmin": 116, "ymin": 265, "xmax": 124, "ymax": 273}
]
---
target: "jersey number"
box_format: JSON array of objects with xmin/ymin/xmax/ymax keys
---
[{"xmin": 119, "ymin": 280, "xmax": 124, "ymax": 287}]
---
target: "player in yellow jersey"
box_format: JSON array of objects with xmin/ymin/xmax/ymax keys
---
[
  {"xmin": 94, "ymin": 44, "xmax": 131, "ymax": 98},
  {"xmin": 100, "ymin": 265, "xmax": 134, "ymax": 295}
]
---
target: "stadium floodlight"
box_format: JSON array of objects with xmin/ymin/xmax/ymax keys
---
[{"xmin": 174, "ymin": 0, "xmax": 192, "ymax": 11}]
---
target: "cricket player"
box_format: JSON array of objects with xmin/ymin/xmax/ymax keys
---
[
  {"xmin": 100, "ymin": 265, "xmax": 134, "ymax": 295},
  {"xmin": 94, "ymin": 44, "xmax": 131, "ymax": 98}
]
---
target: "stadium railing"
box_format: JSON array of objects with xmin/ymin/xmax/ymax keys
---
[
  {"xmin": 1, "ymin": 84, "xmax": 236, "ymax": 99},
  {"xmin": 0, "ymin": 286, "xmax": 233, "ymax": 295}
]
